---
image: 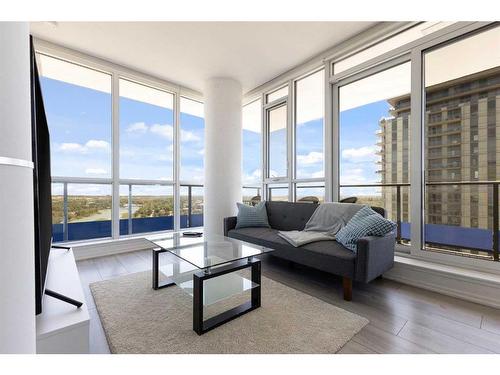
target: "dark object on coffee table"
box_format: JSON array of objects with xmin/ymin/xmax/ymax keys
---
[{"xmin": 183, "ymin": 231, "xmax": 203, "ymax": 237}]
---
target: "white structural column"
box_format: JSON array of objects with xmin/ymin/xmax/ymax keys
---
[
  {"xmin": 203, "ymin": 78, "xmax": 242, "ymax": 236},
  {"xmin": 0, "ymin": 22, "xmax": 36, "ymax": 353}
]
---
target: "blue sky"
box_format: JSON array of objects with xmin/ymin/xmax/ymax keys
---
[
  {"xmin": 339, "ymin": 100, "xmax": 389, "ymax": 197},
  {"xmin": 41, "ymin": 77, "xmax": 205, "ymax": 194},
  {"xmin": 43, "ymin": 76, "xmax": 389, "ymax": 198}
]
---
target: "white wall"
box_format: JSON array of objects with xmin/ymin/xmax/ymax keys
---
[
  {"xmin": 0, "ymin": 22, "xmax": 36, "ymax": 353},
  {"xmin": 203, "ymin": 78, "xmax": 242, "ymax": 236}
]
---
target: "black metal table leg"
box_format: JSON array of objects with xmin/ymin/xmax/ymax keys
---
[
  {"xmin": 193, "ymin": 273, "xmax": 204, "ymax": 334},
  {"xmin": 152, "ymin": 247, "xmax": 175, "ymax": 290},
  {"xmin": 251, "ymin": 259, "xmax": 261, "ymax": 308},
  {"xmin": 192, "ymin": 258, "xmax": 262, "ymax": 335}
]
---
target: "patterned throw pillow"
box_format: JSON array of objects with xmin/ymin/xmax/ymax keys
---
[
  {"xmin": 235, "ymin": 201, "xmax": 271, "ymax": 229},
  {"xmin": 336, "ymin": 206, "xmax": 396, "ymax": 252}
]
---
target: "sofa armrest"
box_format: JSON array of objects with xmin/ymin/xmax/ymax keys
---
[
  {"xmin": 223, "ymin": 216, "xmax": 237, "ymax": 237},
  {"xmin": 354, "ymin": 232, "xmax": 396, "ymax": 283}
]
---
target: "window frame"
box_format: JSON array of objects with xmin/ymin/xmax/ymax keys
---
[
  {"xmin": 328, "ymin": 21, "xmax": 500, "ymax": 273},
  {"xmin": 249, "ymin": 21, "xmax": 500, "ymax": 273},
  {"xmin": 264, "ymin": 97, "xmax": 289, "ymax": 182},
  {"xmin": 294, "ymin": 68, "xmax": 326, "ymax": 181},
  {"xmin": 35, "ymin": 38, "xmax": 204, "ymax": 245}
]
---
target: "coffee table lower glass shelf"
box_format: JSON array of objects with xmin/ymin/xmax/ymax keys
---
[{"xmin": 148, "ymin": 234, "xmax": 272, "ymax": 335}]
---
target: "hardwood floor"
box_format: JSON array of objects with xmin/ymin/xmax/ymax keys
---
[{"xmin": 77, "ymin": 251, "xmax": 500, "ymax": 354}]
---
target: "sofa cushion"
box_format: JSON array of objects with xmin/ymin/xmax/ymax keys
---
[
  {"xmin": 265, "ymin": 201, "xmax": 318, "ymax": 231},
  {"xmin": 235, "ymin": 201, "xmax": 270, "ymax": 229},
  {"xmin": 228, "ymin": 227, "xmax": 290, "ymax": 249},
  {"xmin": 228, "ymin": 227, "xmax": 356, "ymax": 277},
  {"xmin": 336, "ymin": 206, "xmax": 397, "ymax": 252}
]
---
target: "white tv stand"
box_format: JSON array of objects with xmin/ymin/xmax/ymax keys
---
[{"xmin": 36, "ymin": 248, "xmax": 90, "ymax": 353}]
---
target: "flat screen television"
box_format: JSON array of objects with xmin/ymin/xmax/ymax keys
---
[{"xmin": 30, "ymin": 36, "xmax": 53, "ymax": 315}]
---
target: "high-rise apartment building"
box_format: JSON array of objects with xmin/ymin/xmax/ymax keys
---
[{"xmin": 378, "ymin": 67, "xmax": 500, "ymax": 252}]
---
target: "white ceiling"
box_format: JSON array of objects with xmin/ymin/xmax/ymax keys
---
[{"xmin": 30, "ymin": 22, "xmax": 377, "ymax": 94}]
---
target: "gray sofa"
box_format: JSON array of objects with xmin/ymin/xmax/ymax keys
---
[{"xmin": 224, "ymin": 201, "xmax": 396, "ymax": 301}]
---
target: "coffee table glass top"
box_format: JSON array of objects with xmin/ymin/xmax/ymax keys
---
[{"xmin": 146, "ymin": 232, "xmax": 274, "ymax": 270}]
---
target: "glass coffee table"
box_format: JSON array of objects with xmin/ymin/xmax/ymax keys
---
[{"xmin": 146, "ymin": 232, "xmax": 274, "ymax": 335}]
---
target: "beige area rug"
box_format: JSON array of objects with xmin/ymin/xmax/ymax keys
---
[{"xmin": 90, "ymin": 271, "xmax": 368, "ymax": 353}]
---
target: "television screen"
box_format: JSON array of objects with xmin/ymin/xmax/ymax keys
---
[{"xmin": 31, "ymin": 37, "xmax": 53, "ymax": 315}]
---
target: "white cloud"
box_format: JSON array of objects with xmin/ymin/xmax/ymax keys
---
[
  {"xmin": 155, "ymin": 153, "xmax": 172, "ymax": 162},
  {"xmin": 181, "ymin": 129, "xmax": 201, "ymax": 142},
  {"xmin": 126, "ymin": 122, "xmax": 148, "ymax": 133},
  {"xmin": 342, "ymin": 146, "xmax": 379, "ymax": 161},
  {"xmin": 85, "ymin": 139, "xmax": 110, "ymax": 150},
  {"xmin": 243, "ymin": 169, "xmax": 261, "ymax": 184},
  {"xmin": 297, "ymin": 151, "xmax": 323, "ymax": 165},
  {"xmin": 59, "ymin": 142, "xmax": 85, "ymax": 153},
  {"xmin": 340, "ymin": 168, "xmax": 367, "ymax": 184},
  {"xmin": 295, "ymin": 169, "xmax": 324, "ymax": 179},
  {"xmin": 197, "ymin": 148, "xmax": 205, "ymax": 156},
  {"xmin": 125, "ymin": 122, "xmax": 201, "ymax": 143},
  {"xmin": 85, "ymin": 168, "xmax": 107, "ymax": 175},
  {"xmin": 150, "ymin": 124, "xmax": 174, "ymax": 140},
  {"xmin": 58, "ymin": 139, "xmax": 110, "ymax": 154},
  {"xmin": 340, "ymin": 167, "xmax": 379, "ymax": 185}
]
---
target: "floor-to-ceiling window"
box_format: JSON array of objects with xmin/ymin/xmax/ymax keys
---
[
  {"xmin": 242, "ymin": 99, "xmax": 262, "ymax": 205},
  {"xmin": 245, "ymin": 22, "xmax": 500, "ymax": 269},
  {"xmin": 258, "ymin": 69, "xmax": 326, "ymax": 203},
  {"xmin": 37, "ymin": 50, "xmax": 204, "ymax": 243},
  {"xmin": 423, "ymin": 25, "xmax": 500, "ymax": 260},
  {"xmin": 119, "ymin": 79, "xmax": 174, "ymax": 180},
  {"xmin": 119, "ymin": 79, "xmax": 175, "ymax": 235},
  {"xmin": 267, "ymin": 103, "xmax": 288, "ymax": 179},
  {"xmin": 179, "ymin": 97, "xmax": 205, "ymax": 228},
  {"xmin": 294, "ymin": 69, "xmax": 325, "ymax": 202},
  {"xmin": 38, "ymin": 53, "xmax": 113, "ymax": 242},
  {"xmin": 180, "ymin": 97, "xmax": 205, "ymax": 183},
  {"xmin": 337, "ymin": 62, "xmax": 411, "ymax": 245}
]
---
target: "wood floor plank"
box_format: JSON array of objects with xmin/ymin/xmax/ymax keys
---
[
  {"xmin": 136, "ymin": 249, "xmax": 153, "ymax": 263},
  {"xmin": 481, "ymin": 314, "xmax": 500, "ymax": 336},
  {"xmin": 354, "ymin": 286, "xmax": 482, "ymax": 329},
  {"xmin": 352, "ymin": 323, "xmax": 434, "ymax": 354},
  {"xmin": 88, "ymin": 307, "xmax": 110, "ymax": 354},
  {"xmin": 76, "ymin": 259, "xmax": 102, "ymax": 309},
  {"xmin": 116, "ymin": 252, "xmax": 150, "ymax": 274},
  {"xmin": 93, "ymin": 255, "xmax": 127, "ymax": 279},
  {"xmin": 392, "ymin": 284, "xmax": 498, "ymax": 327},
  {"xmin": 76, "ymin": 259, "xmax": 102, "ymax": 284},
  {"xmin": 406, "ymin": 309, "xmax": 500, "ymax": 353},
  {"xmin": 338, "ymin": 340, "xmax": 377, "ymax": 354},
  {"xmin": 398, "ymin": 321, "xmax": 495, "ymax": 354}
]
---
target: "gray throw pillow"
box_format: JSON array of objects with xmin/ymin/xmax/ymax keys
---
[
  {"xmin": 235, "ymin": 201, "xmax": 270, "ymax": 229},
  {"xmin": 336, "ymin": 206, "xmax": 396, "ymax": 252}
]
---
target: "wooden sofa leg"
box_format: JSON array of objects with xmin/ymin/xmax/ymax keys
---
[{"xmin": 343, "ymin": 277, "xmax": 352, "ymax": 301}]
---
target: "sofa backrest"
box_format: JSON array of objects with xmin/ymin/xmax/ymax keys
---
[
  {"xmin": 265, "ymin": 201, "xmax": 386, "ymax": 231},
  {"xmin": 265, "ymin": 201, "xmax": 318, "ymax": 231}
]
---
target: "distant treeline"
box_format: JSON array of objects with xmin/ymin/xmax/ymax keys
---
[{"xmin": 52, "ymin": 195, "xmax": 203, "ymax": 223}]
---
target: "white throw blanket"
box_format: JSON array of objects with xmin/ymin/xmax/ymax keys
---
[
  {"xmin": 278, "ymin": 202, "xmax": 365, "ymax": 247},
  {"xmin": 303, "ymin": 202, "xmax": 364, "ymax": 235},
  {"xmin": 278, "ymin": 230, "xmax": 334, "ymax": 247}
]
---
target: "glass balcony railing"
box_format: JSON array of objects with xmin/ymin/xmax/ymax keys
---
[
  {"xmin": 180, "ymin": 184, "xmax": 204, "ymax": 229},
  {"xmin": 52, "ymin": 182, "xmax": 203, "ymax": 243},
  {"xmin": 339, "ymin": 181, "xmax": 500, "ymax": 262}
]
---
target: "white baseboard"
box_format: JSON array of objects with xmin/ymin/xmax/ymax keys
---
[
  {"xmin": 73, "ymin": 237, "xmax": 154, "ymax": 261},
  {"xmin": 384, "ymin": 256, "xmax": 500, "ymax": 309}
]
